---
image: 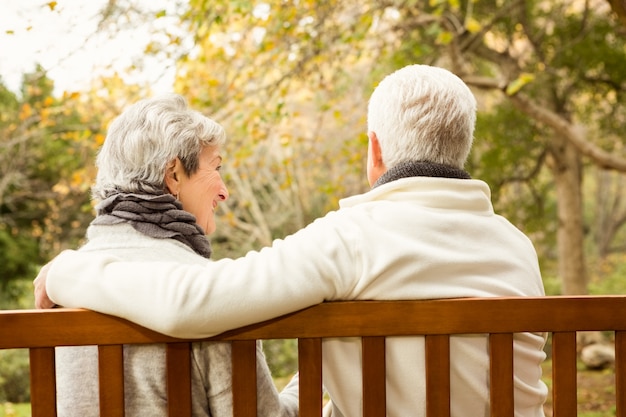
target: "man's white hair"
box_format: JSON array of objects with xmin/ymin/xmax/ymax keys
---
[
  {"xmin": 367, "ymin": 64, "xmax": 477, "ymax": 170},
  {"xmin": 93, "ymin": 93, "xmax": 226, "ymax": 200}
]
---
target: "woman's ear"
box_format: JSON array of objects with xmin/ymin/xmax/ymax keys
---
[{"xmin": 164, "ymin": 158, "xmax": 181, "ymax": 195}]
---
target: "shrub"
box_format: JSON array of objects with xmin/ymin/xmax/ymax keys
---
[{"xmin": 0, "ymin": 350, "xmax": 29, "ymax": 403}]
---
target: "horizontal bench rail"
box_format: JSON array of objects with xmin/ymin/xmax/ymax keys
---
[
  {"xmin": 3, "ymin": 296, "xmax": 626, "ymax": 350},
  {"xmin": 1, "ymin": 295, "xmax": 625, "ymax": 416}
]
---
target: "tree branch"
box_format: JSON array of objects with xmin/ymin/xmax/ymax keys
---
[
  {"xmin": 509, "ymin": 94, "xmax": 626, "ymax": 172},
  {"xmin": 462, "ymin": 75, "xmax": 626, "ymax": 172}
]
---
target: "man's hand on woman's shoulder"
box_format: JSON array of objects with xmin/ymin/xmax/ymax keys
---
[{"xmin": 34, "ymin": 261, "xmax": 57, "ymax": 309}]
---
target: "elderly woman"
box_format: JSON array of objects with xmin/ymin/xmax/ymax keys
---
[{"xmin": 55, "ymin": 94, "xmax": 298, "ymax": 416}]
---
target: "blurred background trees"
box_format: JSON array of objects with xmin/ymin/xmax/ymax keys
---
[
  {"xmin": 0, "ymin": 70, "xmax": 100, "ymax": 304},
  {"xmin": 2, "ymin": 0, "xmax": 625, "ymax": 296},
  {"xmin": 1, "ymin": 0, "xmax": 626, "ymax": 401}
]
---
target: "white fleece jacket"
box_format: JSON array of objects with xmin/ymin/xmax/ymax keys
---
[
  {"xmin": 48, "ymin": 177, "xmax": 547, "ymax": 417},
  {"xmin": 54, "ymin": 223, "xmax": 298, "ymax": 417}
]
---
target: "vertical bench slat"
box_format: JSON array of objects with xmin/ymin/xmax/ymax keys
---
[
  {"xmin": 166, "ymin": 342, "xmax": 192, "ymax": 417},
  {"xmin": 489, "ymin": 333, "xmax": 514, "ymax": 417},
  {"xmin": 362, "ymin": 336, "xmax": 386, "ymax": 417},
  {"xmin": 425, "ymin": 335, "xmax": 451, "ymax": 417},
  {"xmin": 98, "ymin": 345, "xmax": 125, "ymax": 417},
  {"xmin": 616, "ymin": 331, "xmax": 626, "ymax": 417},
  {"xmin": 29, "ymin": 347, "xmax": 57, "ymax": 417},
  {"xmin": 298, "ymin": 338, "xmax": 323, "ymax": 417},
  {"xmin": 232, "ymin": 340, "xmax": 257, "ymax": 417},
  {"xmin": 551, "ymin": 331, "xmax": 577, "ymax": 417}
]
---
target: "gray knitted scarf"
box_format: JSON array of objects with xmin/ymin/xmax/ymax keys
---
[
  {"xmin": 91, "ymin": 192, "xmax": 212, "ymax": 258},
  {"xmin": 373, "ymin": 160, "xmax": 471, "ymax": 188}
]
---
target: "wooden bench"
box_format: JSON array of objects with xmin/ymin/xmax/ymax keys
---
[{"xmin": 1, "ymin": 295, "xmax": 625, "ymax": 417}]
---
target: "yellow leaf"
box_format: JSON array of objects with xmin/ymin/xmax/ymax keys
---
[
  {"xmin": 40, "ymin": 108, "xmax": 50, "ymax": 124},
  {"xmin": 71, "ymin": 172, "xmax": 83, "ymax": 187},
  {"xmin": 465, "ymin": 17, "xmax": 481, "ymax": 34},
  {"xmin": 47, "ymin": 1, "xmax": 57, "ymax": 11},
  {"xmin": 505, "ymin": 73, "xmax": 535, "ymax": 96},
  {"xmin": 19, "ymin": 103, "xmax": 33, "ymax": 120},
  {"xmin": 52, "ymin": 182, "xmax": 70, "ymax": 196},
  {"xmin": 94, "ymin": 133, "xmax": 106, "ymax": 146},
  {"xmin": 435, "ymin": 31, "xmax": 453, "ymax": 45}
]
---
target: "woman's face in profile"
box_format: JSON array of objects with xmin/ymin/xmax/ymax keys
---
[{"xmin": 177, "ymin": 145, "xmax": 229, "ymax": 235}]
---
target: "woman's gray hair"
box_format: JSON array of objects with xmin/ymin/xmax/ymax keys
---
[
  {"xmin": 367, "ymin": 64, "xmax": 476, "ymax": 170},
  {"xmin": 92, "ymin": 93, "xmax": 226, "ymax": 200}
]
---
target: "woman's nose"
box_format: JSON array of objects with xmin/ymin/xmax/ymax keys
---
[{"xmin": 218, "ymin": 181, "xmax": 229, "ymax": 201}]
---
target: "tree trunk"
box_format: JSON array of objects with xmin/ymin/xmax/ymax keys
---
[
  {"xmin": 594, "ymin": 169, "xmax": 626, "ymax": 258},
  {"xmin": 548, "ymin": 135, "xmax": 588, "ymax": 295}
]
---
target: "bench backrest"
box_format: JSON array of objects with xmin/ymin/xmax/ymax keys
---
[{"xmin": 1, "ymin": 296, "xmax": 625, "ymax": 417}]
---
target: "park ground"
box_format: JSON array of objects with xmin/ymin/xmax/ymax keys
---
[{"xmin": 542, "ymin": 359, "xmax": 617, "ymax": 417}]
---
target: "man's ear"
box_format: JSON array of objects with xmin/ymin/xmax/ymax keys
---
[
  {"xmin": 164, "ymin": 158, "xmax": 181, "ymax": 195},
  {"xmin": 367, "ymin": 132, "xmax": 386, "ymax": 186},
  {"xmin": 368, "ymin": 132, "xmax": 384, "ymax": 168}
]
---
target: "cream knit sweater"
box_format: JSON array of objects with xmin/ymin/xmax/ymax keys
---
[{"xmin": 54, "ymin": 223, "xmax": 298, "ymax": 417}]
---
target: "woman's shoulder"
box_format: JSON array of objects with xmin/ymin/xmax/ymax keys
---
[{"xmin": 81, "ymin": 223, "xmax": 210, "ymax": 265}]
